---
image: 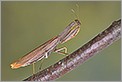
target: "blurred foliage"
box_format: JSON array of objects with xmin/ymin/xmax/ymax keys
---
[{"xmin": 1, "ymin": 1, "xmax": 121, "ymax": 81}]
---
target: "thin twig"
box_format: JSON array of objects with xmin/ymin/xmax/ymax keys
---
[{"xmin": 23, "ymin": 19, "xmax": 121, "ymax": 81}]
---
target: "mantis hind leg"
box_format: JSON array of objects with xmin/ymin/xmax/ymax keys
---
[
  {"xmin": 38, "ymin": 47, "xmax": 68, "ymax": 70},
  {"xmin": 39, "ymin": 58, "xmax": 45, "ymax": 70},
  {"xmin": 32, "ymin": 63, "xmax": 35, "ymax": 74},
  {"xmin": 39, "ymin": 52, "xmax": 49, "ymax": 70},
  {"xmin": 32, "ymin": 58, "xmax": 46, "ymax": 72}
]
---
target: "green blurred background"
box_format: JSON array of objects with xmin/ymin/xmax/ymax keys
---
[{"xmin": 1, "ymin": 1, "xmax": 121, "ymax": 81}]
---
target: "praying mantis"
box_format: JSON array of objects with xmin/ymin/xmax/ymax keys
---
[{"xmin": 10, "ymin": 5, "xmax": 81, "ymax": 74}]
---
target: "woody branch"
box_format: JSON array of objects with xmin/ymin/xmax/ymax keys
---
[{"xmin": 23, "ymin": 19, "xmax": 121, "ymax": 81}]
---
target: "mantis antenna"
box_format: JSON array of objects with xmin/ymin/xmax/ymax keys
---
[{"xmin": 71, "ymin": 4, "xmax": 80, "ymax": 20}]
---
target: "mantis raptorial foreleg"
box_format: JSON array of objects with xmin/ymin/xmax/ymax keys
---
[{"xmin": 54, "ymin": 47, "xmax": 68, "ymax": 55}]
